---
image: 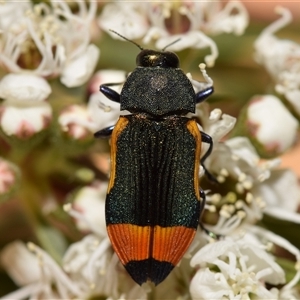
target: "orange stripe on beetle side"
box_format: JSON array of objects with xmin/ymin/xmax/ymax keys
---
[
  {"xmin": 107, "ymin": 224, "xmax": 196, "ymax": 266},
  {"xmin": 107, "ymin": 117, "xmax": 129, "ymax": 194},
  {"xmin": 186, "ymin": 119, "xmax": 202, "ymax": 201}
]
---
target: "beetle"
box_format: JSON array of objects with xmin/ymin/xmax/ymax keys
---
[{"xmin": 95, "ymin": 32, "xmax": 214, "ymax": 286}]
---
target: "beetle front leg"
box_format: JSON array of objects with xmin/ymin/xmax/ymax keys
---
[
  {"xmin": 195, "ymin": 86, "xmax": 214, "ymax": 104},
  {"xmin": 100, "ymin": 83, "xmax": 121, "ymax": 103},
  {"xmin": 200, "ymin": 131, "xmax": 218, "ymax": 183},
  {"xmin": 94, "ymin": 125, "xmax": 115, "ymax": 138}
]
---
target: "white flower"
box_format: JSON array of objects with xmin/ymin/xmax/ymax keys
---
[
  {"xmin": 99, "ymin": 1, "xmax": 248, "ymax": 67},
  {"xmin": 1, "ymin": 191, "xmax": 147, "ymax": 300},
  {"xmin": 63, "ymin": 234, "xmax": 119, "ymax": 298},
  {"xmin": 201, "ymin": 136, "xmax": 281, "ymax": 235},
  {"xmin": 190, "ymin": 238, "xmax": 286, "ymax": 300},
  {"xmin": 254, "ymin": 6, "xmax": 300, "ymax": 117},
  {"xmin": 62, "ymin": 234, "xmax": 147, "ymax": 299},
  {"xmin": 0, "ymin": 100, "xmax": 52, "ymax": 138},
  {"xmin": 246, "ymin": 95, "xmax": 298, "ymax": 155},
  {"xmin": 0, "ymin": 0, "xmax": 99, "ymax": 87},
  {"xmin": 0, "ymin": 241, "xmax": 83, "ymax": 299}
]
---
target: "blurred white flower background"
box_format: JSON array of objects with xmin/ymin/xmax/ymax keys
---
[{"xmin": 0, "ymin": 1, "xmax": 299, "ymax": 299}]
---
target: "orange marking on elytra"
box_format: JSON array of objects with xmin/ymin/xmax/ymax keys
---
[
  {"xmin": 107, "ymin": 224, "xmax": 151, "ymax": 264},
  {"xmin": 152, "ymin": 226, "xmax": 196, "ymax": 265},
  {"xmin": 108, "ymin": 117, "xmax": 129, "ymax": 193},
  {"xmin": 108, "ymin": 224, "xmax": 196, "ymax": 266},
  {"xmin": 186, "ymin": 119, "xmax": 201, "ymax": 200}
]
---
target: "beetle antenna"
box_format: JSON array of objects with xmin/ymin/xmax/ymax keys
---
[
  {"xmin": 109, "ymin": 29, "xmax": 144, "ymax": 51},
  {"xmin": 162, "ymin": 38, "xmax": 181, "ymax": 51}
]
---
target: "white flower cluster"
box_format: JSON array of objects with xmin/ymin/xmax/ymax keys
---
[
  {"xmin": 0, "ymin": 2, "xmax": 299, "ymax": 300},
  {"xmin": 99, "ymin": 1, "xmax": 249, "ymax": 67},
  {"xmin": 0, "ymin": 182, "xmax": 147, "ymax": 300},
  {"xmin": 248, "ymin": 7, "xmax": 299, "ymax": 156},
  {"xmin": 254, "ymin": 7, "xmax": 300, "ymax": 118},
  {"xmin": 0, "ymin": 0, "xmax": 99, "ymax": 138}
]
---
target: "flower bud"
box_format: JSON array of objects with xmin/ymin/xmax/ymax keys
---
[
  {"xmin": 0, "ymin": 101, "xmax": 52, "ymax": 139},
  {"xmin": 58, "ymin": 105, "xmax": 93, "ymax": 140},
  {"xmin": 0, "ymin": 158, "xmax": 19, "ymax": 201},
  {"xmin": 70, "ymin": 182, "xmax": 107, "ymax": 236},
  {"xmin": 0, "ymin": 74, "xmax": 51, "ymax": 103},
  {"xmin": 243, "ymin": 95, "xmax": 298, "ymax": 157}
]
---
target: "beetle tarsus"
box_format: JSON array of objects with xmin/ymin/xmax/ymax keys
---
[
  {"xmin": 200, "ymin": 223, "xmax": 221, "ymax": 240},
  {"xmin": 195, "ymin": 86, "xmax": 214, "ymax": 104},
  {"xmin": 94, "ymin": 125, "xmax": 115, "ymax": 138}
]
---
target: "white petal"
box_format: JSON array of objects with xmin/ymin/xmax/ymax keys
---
[
  {"xmin": 190, "ymin": 268, "xmax": 232, "ymax": 300},
  {"xmin": 61, "ymin": 44, "xmax": 100, "ymax": 88},
  {"xmin": 0, "ymin": 241, "xmax": 41, "ymax": 286},
  {"xmin": 208, "ymin": 113, "xmax": 236, "ymax": 142},
  {"xmin": 225, "ymin": 137, "xmax": 260, "ymax": 167},
  {"xmin": 191, "ymin": 240, "xmax": 239, "ymax": 267},
  {"xmin": 265, "ymin": 208, "xmax": 300, "ymax": 224},
  {"xmin": 240, "ymin": 242, "xmax": 286, "ymax": 285},
  {"xmin": 206, "ymin": 1, "xmax": 249, "ymax": 35},
  {"xmin": 254, "ymin": 169, "xmax": 299, "ymax": 212},
  {"xmin": 0, "ymin": 74, "xmax": 51, "ymax": 102}
]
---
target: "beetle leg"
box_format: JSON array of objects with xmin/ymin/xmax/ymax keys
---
[
  {"xmin": 100, "ymin": 83, "xmax": 121, "ymax": 103},
  {"xmin": 94, "ymin": 125, "xmax": 115, "ymax": 138},
  {"xmin": 195, "ymin": 86, "xmax": 214, "ymax": 104},
  {"xmin": 200, "ymin": 131, "xmax": 218, "ymax": 183},
  {"xmin": 199, "ymin": 188, "xmax": 206, "ymax": 211}
]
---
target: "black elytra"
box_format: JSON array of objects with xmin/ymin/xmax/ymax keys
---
[{"xmin": 95, "ymin": 35, "xmax": 215, "ymax": 286}]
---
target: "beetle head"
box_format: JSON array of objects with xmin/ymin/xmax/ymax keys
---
[{"xmin": 136, "ymin": 50, "xmax": 179, "ymax": 68}]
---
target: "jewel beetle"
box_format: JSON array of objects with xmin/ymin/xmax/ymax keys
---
[{"xmin": 95, "ymin": 32, "xmax": 214, "ymax": 286}]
